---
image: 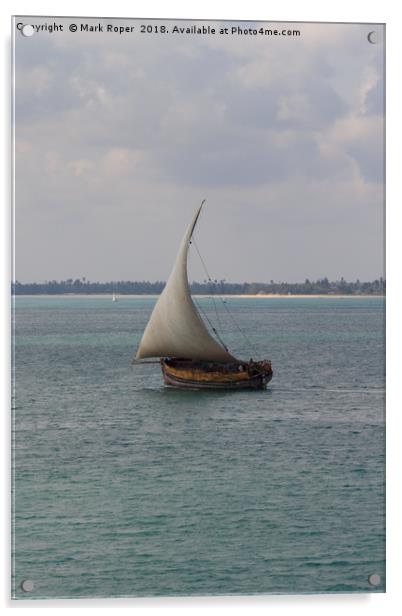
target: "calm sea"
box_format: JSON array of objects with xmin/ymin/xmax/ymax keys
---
[{"xmin": 12, "ymin": 296, "xmax": 385, "ymax": 599}]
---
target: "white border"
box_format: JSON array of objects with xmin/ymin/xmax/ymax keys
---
[{"xmin": 2, "ymin": 1, "xmax": 401, "ymax": 614}]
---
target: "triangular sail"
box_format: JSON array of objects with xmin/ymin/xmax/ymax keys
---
[{"xmin": 135, "ymin": 203, "xmax": 237, "ymax": 362}]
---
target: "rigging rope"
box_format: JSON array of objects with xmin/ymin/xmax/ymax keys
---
[
  {"xmin": 191, "ymin": 293, "xmax": 230, "ymax": 352},
  {"xmin": 191, "ymin": 237, "xmax": 257, "ymax": 356},
  {"xmin": 191, "ymin": 239, "xmax": 224, "ymax": 334}
]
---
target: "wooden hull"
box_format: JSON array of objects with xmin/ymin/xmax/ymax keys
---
[{"xmin": 160, "ymin": 358, "xmax": 273, "ymax": 390}]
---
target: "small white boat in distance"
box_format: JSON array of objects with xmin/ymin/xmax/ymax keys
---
[{"xmin": 112, "ymin": 293, "xmax": 118, "ymax": 302}]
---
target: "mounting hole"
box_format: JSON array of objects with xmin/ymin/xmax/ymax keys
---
[
  {"xmin": 21, "ymin": 24, "xmax": 35, "ymax": 37},
  {"xmin": 368, "ymin": 573, "xmax": 381, "ymax": 586},
  {"xmin": 367, "ymin": 31, "xmax": 378, "ymax": 44},
  {"xmin": 21, "ymin": 579, "xmax": 35, "ymax": 592}
]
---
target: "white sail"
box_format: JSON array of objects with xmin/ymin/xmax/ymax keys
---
[{"xmin": 135, "ymin": 203, "xmax": 237, "ymax": 362}]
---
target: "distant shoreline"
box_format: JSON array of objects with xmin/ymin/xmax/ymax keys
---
[
  {"xmin": 216, "ymin": 294, "xmax": 384, "ymax": 299},
  {"xmin": 12, "ymin": 294, "xmax": 385, "ymax": 299}
]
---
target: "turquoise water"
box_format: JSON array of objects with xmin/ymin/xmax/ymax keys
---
[{"xmin": 12, "ymin": 296, "xmax": 385, "ymax": 598}]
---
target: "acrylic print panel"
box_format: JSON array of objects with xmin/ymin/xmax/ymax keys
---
[{"xmin": 12, "ymin": 16, "xmax": 385, "ymax": 599}]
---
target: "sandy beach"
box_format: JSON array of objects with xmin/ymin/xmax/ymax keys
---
[
  {"xmin": 221, "ymin": 294, "xmax": 384, "ymax": 299},
  {"xmin": 13, "ymin": 294, "xmax": 384, "ymax": 299}
]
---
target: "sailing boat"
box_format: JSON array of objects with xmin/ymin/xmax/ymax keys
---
[
  {"xmin": 134, "ymin": 201, "xmax": 273, "ymax": 389},
  {"xmin": 112, "ymin": 293, "xmax": 118, "ymax": 302}
]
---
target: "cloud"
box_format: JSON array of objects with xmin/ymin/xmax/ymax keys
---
[{"xmin": 14, "ymin": 18, "xmax": 384, "ymax": 282}]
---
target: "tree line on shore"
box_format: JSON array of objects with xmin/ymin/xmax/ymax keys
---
[{"xmin": 12, "ymin": 277, "xmax": 385, "ymax": 295}]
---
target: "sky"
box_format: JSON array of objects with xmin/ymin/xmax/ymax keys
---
[{"xmin": 14, "ymin": 17, "xmax": 385, "ymax": 283}]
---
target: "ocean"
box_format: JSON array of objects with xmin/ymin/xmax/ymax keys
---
[{"xmin": 11, "ymin": 296, "xmax": 385, "ymax": 599}]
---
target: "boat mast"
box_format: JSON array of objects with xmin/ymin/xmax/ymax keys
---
[{"xmin": 134, "ymin": 201, "xmax": 237, "ymax": 363}]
